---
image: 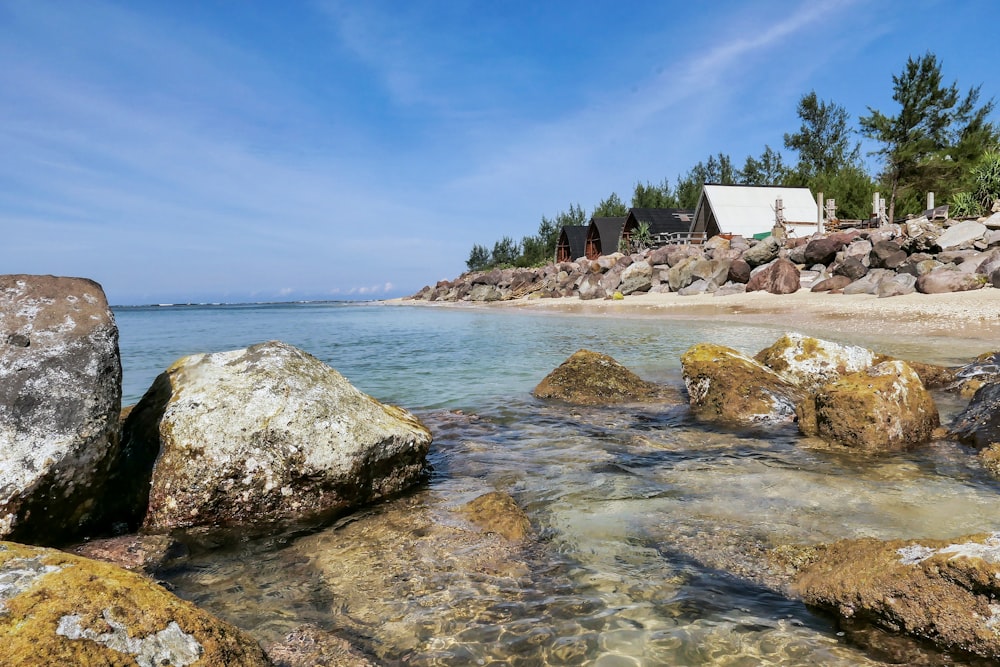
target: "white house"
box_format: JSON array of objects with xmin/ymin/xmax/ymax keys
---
[{"xmin": 691, "ymin": 184, "xmax": 820, "ymax": 239}]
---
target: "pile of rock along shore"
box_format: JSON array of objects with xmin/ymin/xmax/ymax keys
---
[{"xmin": 411, "ymin": 213, "xmax": 1000, "ymax": 302}]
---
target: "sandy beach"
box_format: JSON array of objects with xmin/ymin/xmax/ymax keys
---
[{"xmin": 387, "ymin": 287, "xmax": 1000, "ymax": 343}]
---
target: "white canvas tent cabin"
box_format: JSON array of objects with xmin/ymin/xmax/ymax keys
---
[{"xmin": 691, "ymin": 184, "xmax": 820, "ymax": 239}]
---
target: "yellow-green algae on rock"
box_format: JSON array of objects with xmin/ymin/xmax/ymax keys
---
[
  {"xmin": 797, "ymin": 360, "xmax": 939, "ymax": 452},
  {"xmin": 0, "ymin": 541, "xmax": 269, "ymax": 666},
  {"xmin": 533, "ymin": 349, "xmax": 677, "ymax": 406},
  {"xmin": 795, "ymin": 532, "xmax": 1000, "ymax": 659},
  {"xmin": 680, "ymin": 342, "xmax": 803, "ymax": 424}
]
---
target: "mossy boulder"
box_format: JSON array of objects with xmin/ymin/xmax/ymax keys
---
[
  {"xmin": 755, "ymin": 333, "xmax": 875, "ymax": 393},
  {"xmin": 533, "ymin": 349, "xmax": 675, "ymax": 406},
  {"xmin": 461, "ymin": 491, "xmax": 531, "ymax": 542},
  {"xmin": 0, "ymin": 541, "xmax": 269, "ymax": 665},
  {"xmin": 680, "ymin": 343, "xmax": 803, "ymax": 425},
  {"xmin": 123, "ymin": 340, "xmax": 432, "ymax": 533},
  {"xmin": 795, "ymin": 532, "xmax": 1000, "ymax": 659},
  {"xmin": 871, "ymin": 353, "xmax": 958, "ymax": 389},
  {"xmin": 797, "ymin": 360, "xmax": 939, "ymax": 451}
]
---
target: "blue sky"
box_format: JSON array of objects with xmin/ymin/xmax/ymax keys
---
[{"xmin": 2, "ymin": 1, "xmax": 996, "ymax": 305}]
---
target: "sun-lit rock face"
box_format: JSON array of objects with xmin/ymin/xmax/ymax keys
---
[
  {"xmin": 755, "ymin": 332, "xmax": 876, "ymax": 393},
  {"xmin": 796, "ymin": 360, "xmax": 939, "ymax": 452},
  {"xmin": 0, "ymin": 275, "xmax": 122, "ymax": 545},
  {"xmin": 123, "ymin": 340, "xmax": 432, "ymax": 533},
  {"xmin": 680, "ymin": 343, "xmax": 803, "ymax": 425},
  {"xmin": 0, "ymin": 541, "xmax": 270, "ymax": 665},
  {"xmin": 795, "ymin": 532, "xmax": 1000, "ymax": 660}
]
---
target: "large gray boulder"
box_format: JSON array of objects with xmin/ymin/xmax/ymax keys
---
[
  {"xmin": 618, "ymin": 260, "xmax": 652, "ymax": 294},
  {"xmin": 0, "ymin": 275, "xmax": 122, "ymax": 544},
  {"xmin": 935, "ymin": 220, "xmax": 987, "ymax": 250},
  {"xmin": 125, "ymin": 341, "xmax": 432, "ymax": 533},
  {"xmin": 742, "ymin": 235, "xmax": 782, "ymax": 267},
  {"xmin": 916, "ymin": 268, "xmax": 988, "ymax": 294}
]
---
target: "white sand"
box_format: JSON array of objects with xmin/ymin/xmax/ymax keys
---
[{"xmin": 385, "ymin": 287, "xmax": 1000, "ymax": 342}]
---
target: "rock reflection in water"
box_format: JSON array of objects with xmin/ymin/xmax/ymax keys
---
[{"xmin": 160, "ymin": 389, "xmax": 1000, "ymax": 665}]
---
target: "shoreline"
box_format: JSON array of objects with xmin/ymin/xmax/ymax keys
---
[{"xmin": 383, "ymin": 288, "xmax": 1000, "ymax": 343}]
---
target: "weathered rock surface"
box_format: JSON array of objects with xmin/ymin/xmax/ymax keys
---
[
  {"xmin": 950, "ymin": 382, "xmax": 1000, "ymax": 449},
  {"xmin": 797, "ymin": 361, "xmax": 939, "ymax": 451},
  {"xmin": 0, "ymin": 541, "xmax": 269, "ymax": 665},
  {"xmin": 916, "ymin": 268, "xmax": 988, "ymax": 294},
  {"xmin": 754, "ymin": 333, "xmax": 875, "ymax": 393},
  {"xmin": 461, "ymin": 491, "xmax": 531, "ymax": 542},
  {"xmin": 935, "ymin": 220, "xmax": 987, "ymax": 250},
  {"xmin": 125, "ymin": 340, "xmax": 432, "ymax": 533},
  {"xmin": 742, "ymin": 235, "xmax": 782, "ymax": 267},
  {"xmin": 68, "ymin": 534, "xmax": 186, "ymax": 575},
  {"xmin": 0, "ymin": 275, "xmax": 122, "ymax": 545},
  {"xmin": 810, "ymin": 275, "xmax": 852, "ymax": 293},
  {"xmin": 533, "ymin": 349, "xmax": 675, "ymax": 405},
  {"xmin": 680, "ymin": 343, "xmax": 803, "ymax": 425},
  {"xmin": 745, "ymin": 258, "xmax": 801, "ymax": 294},
  {"xmin": 794, "ymin": 532, "xmax": 1000, "ymax": 660}
]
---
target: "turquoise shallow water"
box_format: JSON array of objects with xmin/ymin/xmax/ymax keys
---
[{"xmin": 113, "ymin": 302, "xmax": 1000, "ymax": 665}]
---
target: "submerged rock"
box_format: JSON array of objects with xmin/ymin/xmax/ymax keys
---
[
  {"xmin": 0, "ymin": 275, "xmax": 122, "ymax": 545},
  {"xmin": 754, "ymin": 333, "xmax": 875, "ymax": 393},
  {"xmin": 950, "ymin": 382, "xmax": 1000, "ymax": 449},
  {"xmin": 797, "ymin": 361, "xmax": 939, "ymax": 452},
  {"xmin": 266, "ymin": 625, "xmax": 378, "ymax": 667},
  {"xmin": 461, "ymin": 491, "xmax": 532, "ymax": 542},
  {"xmin": 680, "ymin": 343, "xmax": 803, "ymax": 425},
  {"xmin": 795, "ymin": 532, "xmax": 1000, "ymax": 659},
  {"xmin": 0, "ymin": 541, "xmax": 269, "ymax": 665},
  {"xmin": 125, "ymin": 340, "xmax": 432, "ymax": 533},
  {"xmin": 532, "ymin": 349, "xmax": 675, "ymax": 406}
]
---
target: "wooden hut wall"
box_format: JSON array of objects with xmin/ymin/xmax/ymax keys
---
[{"xmin": 556, "ymin": 225, "xmax": 588, "ymax": 263}]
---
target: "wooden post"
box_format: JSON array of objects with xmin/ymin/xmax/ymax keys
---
[
  {"xmin": 817, "ymin": 191, "xmax": 824, "ymax": 234},
  {"xmin": 927, "ymin": 192, "xmax": 934, "ymax": 210}
]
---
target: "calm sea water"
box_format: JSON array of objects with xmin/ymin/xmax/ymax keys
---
[{"xmin": 113, "ymin": 302, "xmax": 1000, "ymax": 665}]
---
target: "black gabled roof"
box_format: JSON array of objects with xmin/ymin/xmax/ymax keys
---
[
  {"xmin": 556, "ymin": 225, "xmax": 588, "ymax": 262},
  {"xmin": 585, "ymin": 217, "xmax": 626, "ymax": 258},
  {"xmin": 624, "ymin": 208, "xmax": 695, "ymax": 236}
]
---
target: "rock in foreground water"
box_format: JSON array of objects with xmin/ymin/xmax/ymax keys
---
[
  {"xmin": 680, "ymin": 343, "xmax": 802, "ymax": 425},
  {"xmin": 797, "ymin": 361, "xmax": 938, "ymax": 451},
  {"xmin": 795, "ymin": 532, "xmax": 1000, "ymax": 660},
  {"xmin": 126, "ymin": 340, "xmax": 432, "ymax": 533},
  {"xmin": 533, "ymin": 349, "xmax": 675, "ymax": 405},
  {"xmin": 950, "ymin": 382, "xmax": 1000, "ymax": 449},
  {"xmin": 754, "ymin": 332, "xmax": 876, "ymax": 393},
  {"xmin": 0, "ymin": 275, "xmax": 122, "ymax": 544},
  {"xmin": 0, "ymin": 541, "xmax": 269, "ymax": 665}
]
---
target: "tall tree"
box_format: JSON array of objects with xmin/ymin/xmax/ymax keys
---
[
  {"xmin": 466, "ymin": 244, "xmax": 490, "ymax": 272},
  {"xmin": 784, "ymin": 92, "xmax": 861, "ymax": 178},
  {"xmin": 593, "ymin": 192, "xmax": 628, "ymax": 217},
  {"xmin": 739, "ymin": 145, "xmax": 792, "ymax": 185},
  {"xmin": 675, "ymin": 153, "xmax": 737, "ymax": 208},
  {"xmin": 860, "ymin": 52, "xmax": 996, "ymax": 222},
  {"xmin": 631, "ymin": 179, "xmax": 678, "ymax": 208}
]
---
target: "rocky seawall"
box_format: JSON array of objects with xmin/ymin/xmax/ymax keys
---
[{"xmin": 411, "ymin": 215, "xmax": 1000, "ymax": 303}]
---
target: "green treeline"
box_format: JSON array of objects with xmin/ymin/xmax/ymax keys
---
[{"xmin": 467, "ymin": 52, "xmax": 998, "ymax": 272}]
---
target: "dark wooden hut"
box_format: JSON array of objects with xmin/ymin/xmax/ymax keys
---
[
  {"xmin": 584, "ymin": 217, "xmax": 626, "ymax": 259},
  {"xmin": 555, "ymin": 225, "xmax": 588, "ymax": 263},
  {"xmin": 621, "ymin": 208, "xmax": 695, "ymax": 247}
]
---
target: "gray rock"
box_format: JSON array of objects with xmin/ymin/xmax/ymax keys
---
[
  {"xmin": 577, "ymin": 273, "xmax": 605, "ymax": 300},
  {"xmin": 666, "ymin": 255, "xmax": 700, "ymax": 291},
  {"xmin": 126, "ymin": 341, "xmax": 432, "ymax": 533},
  {"xmin": 691, "ymin": 258, "xmax": 732, "ymax": 287},
  {"xmin": 984, "ymin": 212, "xmax": 1000, "ymax": 229},
  {"xmin": 950, "ymin": 383, "xmax": 1000, "ymax": 449},
  {"xmin": 843, "ymin": 239, "xmax": 873, "ymax": 265},
  {"xmin": 742, "ymin": 235, "xmax": 782, "ymax": 267},
  {"xmin": 916, "ymin": 268, "xmax": 989, "ymax": 294},
  {"xmin": 877, "ymin": 272, "xmax": 917, "ymax": 298},
  {"xmin": 713, "ymin": 282, "xmax": 747, "ymax": 297},
  {"xmin": 618, "ymin": 261, "xmax": 652, "ymax": 295},
  {"xmin": 842, "ymin": 269, "xmax": 893, "ymax": 295},
  {"xmin": 935, "ymin": 220, "xmax": 987, "ymax": 250},
  {"xmin": 833, "ymin": 257, "xmax": 869, "ymax": 281},
  {"xmin": 0, "ymin": 275, "xmax": 122, "ymax": 544},
  {"xmin": 677, "ymin": 278, "xmax": 715, "ymax": 296}
]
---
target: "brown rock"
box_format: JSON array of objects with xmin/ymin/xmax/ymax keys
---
[
  {"xmin": 68, "ymin": 534, "xmax": 186, "ymax": 574},
  {"xmin": 795, "ymin": 532, "xmax": 1000, "ymax": 659},
  {"xmin": 533, "ymin": 349, "xmax": 674, "ymax": 405},
  {"xmin": 680, "ymin": 343, "xmax": 803, "ymax": 425},
  {"xmin": 266, "ymin": 625, "xmax": 378, "ymax": 667},
  {"xmin": 810, "ymin": 275, "xmax": 852, "ymax": 292},
  {"xmin": 461, "ymin": 491, "xmax": 531, "ymax": 541},
  {"xmin": 797, "ymin": 361, "xmax": 939, "ymax": 452},
  {"xmin": 746, "ymin": 258, "xmax": 801, "ymax": 294},
  {"xmin": 0, "ymin": 541, "xmax": 269, "ymax": 665}
]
